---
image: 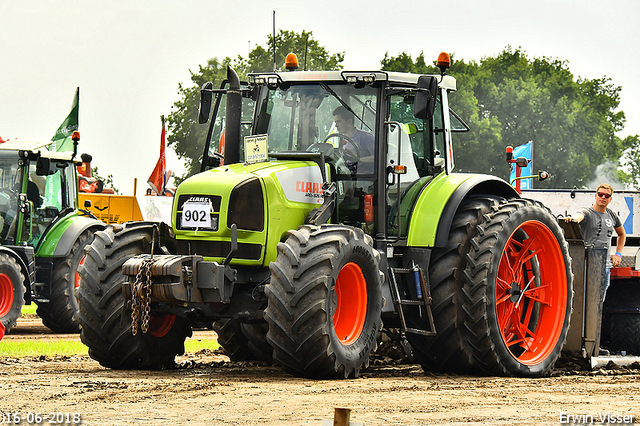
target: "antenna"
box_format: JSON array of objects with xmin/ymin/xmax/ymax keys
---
[
  {"xmin": 304, "ymin": 33, "xmax": 308, "ymax": 71},
  {"xmin": 272, "ymin": 11, "xmax": 277, "ymax": 71}
]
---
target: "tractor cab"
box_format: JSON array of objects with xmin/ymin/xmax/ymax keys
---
[
  {"xmin": 199, "ymin": 57, "xmax": 469, "ymax": 241},
  {"xmin": 0, "ymin": 141, "xmax": 79, "ymax": 248}
]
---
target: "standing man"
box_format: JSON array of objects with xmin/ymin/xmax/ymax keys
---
[{"xmin": 564, "ymin": 183, "xmax": 626, "ymax": 288}]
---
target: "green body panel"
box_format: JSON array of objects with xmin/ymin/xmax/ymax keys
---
[
  {"xmin": 34, "ymin": 212, "xmax": 78, "ymax": 257},
  {"xmin": 173, "ymin": 160, "xmax": 325, "ymax": 267},
  {"xmin": 406, "ymin": 172, "xmax": 479, "ymax": 247}
]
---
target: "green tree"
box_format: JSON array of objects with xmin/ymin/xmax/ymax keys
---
[
  {"xmin": 167, "ymin": 31, "xmax": 344, "ymax": 181},
  {"xmin": 167, "ymin": 57, "xmax": 236, "ymax": 181},
  {"xmin": 381, "ymin": 48, "xmax": 636, "ymax": 189},
  {"xmin": 238, "ymin": 30, "xmax": 344, "ymax": 73}
]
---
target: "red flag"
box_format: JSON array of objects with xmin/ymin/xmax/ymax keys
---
[{"xmin": 147, "ymin": 117, "xmax": 167, "ymax": 195}]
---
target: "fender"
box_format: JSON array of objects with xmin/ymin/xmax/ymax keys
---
[
  {"xmin": 36, "ymin": 215, "xmax": 106, "ymax": 258},
  {"xmin": 407, "ymin": 173, "xmax": 518, "ymax": 247}
]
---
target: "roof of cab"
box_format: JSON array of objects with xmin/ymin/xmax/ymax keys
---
[
  {"xmin": 0, "ymin": 140, "xmax": 75, "ymax": 161},
  {"xmin": 249, "ymin": 70, "xmax": 457, "ymax": 91}
]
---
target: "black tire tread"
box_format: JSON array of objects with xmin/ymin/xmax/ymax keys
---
[
  {"xmin": 609, "ymin": 314, "xmax": 640, "ymax": 355},
  {"xmin": 0, "ymin": 253, "xmax": 26, "ymax": 333},
  {"xmin": 77, "ymin": 224, "xmax": 191, "ymax": 370},
  {"xmin": 406, "ymin": 197, "xmax": 498, "ymax": 373},
  {"xmin": 37, "ymin": 230, "xmax": 94, "ymax": 333},
  {"xmin": 264, "ymin": 224, "xmax": 383, "ymax": 379},
  {"xmin": 463, "ymin": 198, "xmax": 573, "ymax": 377}
]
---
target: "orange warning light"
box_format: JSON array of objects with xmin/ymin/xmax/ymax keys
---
[{"xmin": 285, "ymin": 53, "xmax": 299, "ymax": 71}]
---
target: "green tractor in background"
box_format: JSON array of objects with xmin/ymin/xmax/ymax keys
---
[
  {"xmin": 0, "ymin": 134, "xmax": 104, "ymax": 334},
  {"xmin": 78, "ymin": 53, "xmax": 573, "ymax": 378}
]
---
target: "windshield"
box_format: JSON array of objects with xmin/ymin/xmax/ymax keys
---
[
  {"xmin": 256, "ymin": 83, "xmax": 376, "ymax": 154},
  {"xmin": 253, "ymin": 83, "xmax": 377, "ymax": 178}
]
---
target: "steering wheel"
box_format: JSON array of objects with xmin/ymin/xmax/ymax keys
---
[
  {"xmin": 322, "ymin": 133, "xmax": 361, "ymax": 164},
  {"xmin": 306, "ymin": 142, "xmax": 336, "ymax": 157}
]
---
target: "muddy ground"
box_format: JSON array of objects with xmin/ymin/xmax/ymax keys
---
[{"xmin": 1, "ymin": 317, "xmax": 639, "ymax": 426}]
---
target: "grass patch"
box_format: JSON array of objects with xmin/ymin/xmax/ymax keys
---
[
  {"xmin": 5, "ymin": 304, "xmax": 220, "ymax": 357},
  {"xmin": 0, "ymin": 339, "xmax": 87, "ymax": 357},
  {"xmin": 21, "ymin": 303, "xmax": 38, "ymax": 316},
  {"xmin": 186, "ymin": 337, "xmax": 220, "ymax": 352},
  {"xmin": 0, "ymin": 336, "xmax": 219, "ymax": 357}
]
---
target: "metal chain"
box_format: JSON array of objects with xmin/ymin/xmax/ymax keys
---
[{"xmin": 131, "ymin": 257, "xmax": 154, "ymax": 336}]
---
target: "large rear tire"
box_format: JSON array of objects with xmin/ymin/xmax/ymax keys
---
[
  {"xmin": 77, "ymin": 224, "xmax": 192, "ymax": 369},
  {"xmin": 36, "ymin": 230, "xmax": 94, "ymax": 333},
  {"xmin": 264, "ymin": 224, "xmax": 383, "ymax": 378},
  {"xmin": 464, "ymin": 198, "xmax": 572, "ymax": 377},
  {"xmin": 406, "ymin": 197, "xmax": 496, "ymax": 373},
  {"xmin": 0, "ymin": 253, "xmax": 25, "ymax": 333},
  {"xmin": 609, "ymin": 314, "xmax": 640, "ymax": 355}
]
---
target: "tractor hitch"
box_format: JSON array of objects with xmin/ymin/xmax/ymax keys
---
[{"xmin": 122, "ymin": 254, "xmax": 236, "ymax": 304}]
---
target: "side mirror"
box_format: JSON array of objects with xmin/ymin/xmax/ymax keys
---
[
  {"xmin": 35, "ymin": 157, "xmax": 56, "ymax": 176},
  {"xmin": 198, "ymin": 81, "xmax": 214, "ymax": 124},
  {"xmin": 414, "ymin": 76, "xmax": 438, "ymax": 120}
]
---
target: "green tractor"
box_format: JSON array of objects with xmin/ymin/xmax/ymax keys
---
[
  {"xmin": 0, "ymin": 135, "xmax": 104, "ymax": 333},
  {"xmin": 78, "ymin": 53, "xmax": 573, "ymax": 377}
]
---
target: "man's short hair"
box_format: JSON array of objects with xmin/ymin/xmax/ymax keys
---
[
  {"xmin": 333, "ymin": 106, "xmax": 353, "ymax": 122},
  {"xmin": 596, "ymin": 183, "xmax": 614, "ymax": 194}
]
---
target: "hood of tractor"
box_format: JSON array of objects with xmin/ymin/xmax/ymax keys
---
[{"xmin": 173, "ymin": 160, "xmax": 327, "ymax": 266}]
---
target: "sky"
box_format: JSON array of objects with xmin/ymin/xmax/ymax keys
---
[{"xmin": 2, "ymin": 0, "xmax": 639, "ymax": 195}]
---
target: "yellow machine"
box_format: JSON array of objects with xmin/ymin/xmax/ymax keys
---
[{"xmin": 78, "ymin": 193, "xmax": 143, "ymax": 224}]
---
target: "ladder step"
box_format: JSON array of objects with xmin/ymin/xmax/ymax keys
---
[
  {"xmin": 388, "ymin": 265, "xmax": 437, "ymax": 337},
  {"xmin": 405, "ymin": 327, "xmax": 436, "ymax": 337},
  {"xmin": 399, "ymin": 299, "xmax": 427, "ymax": 306}
]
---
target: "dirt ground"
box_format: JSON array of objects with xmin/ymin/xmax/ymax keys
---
[{"xmin": 1, "ymin": 317, "xmax": 639, "ymax": 426}]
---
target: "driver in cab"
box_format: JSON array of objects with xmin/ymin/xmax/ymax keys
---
[{"xmin": 332, "ymin": 106, "xmax": 374, "ymax": 175}]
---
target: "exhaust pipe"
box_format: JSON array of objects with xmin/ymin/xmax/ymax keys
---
[{"xmin": 225, "ymin": 66, "xmax": 242, "ymax": 165}]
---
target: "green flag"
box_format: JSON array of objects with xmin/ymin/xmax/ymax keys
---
[
  {"xmin": 44, "ymin": 87, "xmax": 79, "ymax": 209},
  {"xmin": 51, "ymin": 87, "xmax": 79, "ymax": 152}
]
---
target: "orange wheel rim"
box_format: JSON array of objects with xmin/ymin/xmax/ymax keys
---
[
  {"xmin": 0, "ymin": 273, "xmax": 14, "ymax": 317},
  {"xmin": 75, "ymin": 255, "xmax": 86, "ymax": 289},
  {"xmin": 333, "ymin": 262, "xmax": 368, "ymax": 345},
  {"xmin": 495, "ymin": 220, "xmax": 567, "ymax": 365},
  {"xmin": 148, "ymin": 314, "xmax": 176, "ymax": 338}
]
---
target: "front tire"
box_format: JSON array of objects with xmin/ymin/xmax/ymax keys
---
[
  {"xmin": 77, "ymin": 224, "xmax": 191, "ymax": 369},
  {"xmin": 264, "ymin": 225, "xmax": 383, "ymax": 378},
  {"xmin": 464, "ymin": 198, "xmax": 573, "ymax": 377},
  {"xmin": 0, "ymin": 254, "xmax": 25, "ymax": 333},
  {"xmin": 37, "ymin": 230, "xmax": 94, "ymax": 333}
]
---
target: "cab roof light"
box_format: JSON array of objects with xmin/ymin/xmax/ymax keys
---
[
  {"xmin": 285, "ymin": 53, "xmax": 299, "ymax": 71},
  {"xmin": 251, "ymin": 74, "xmax": 283, "ymax": 88},
  {"xmin": 267, "ymin": 76, "xmax": 279, "ymax": 88},
  {"xmin": 437, "ymin": 52, "xmax": 451, "ymax": 76},
  {"xmin": 344, "ymin": 73, "xmax": 376, "ymax": 87}
]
